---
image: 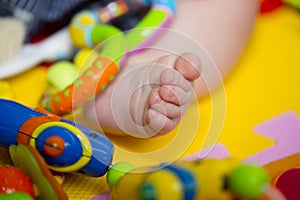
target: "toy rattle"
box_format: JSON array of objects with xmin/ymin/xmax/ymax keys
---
[
  {"xmin": 44, "ymin": 0, "xmax": 176, "ymax": 115},
  {"xmin": 108, "ymin": 158, "xmax": 286, "ymax": 200},
  {"xmin": 0, "ymin": 98, "xmax": 114, "ymax": 177},
  {"xmin": 0, "ymin": 99, "xmax": 287, "ymax": 199}
]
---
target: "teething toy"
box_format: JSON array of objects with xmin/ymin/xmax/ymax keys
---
[
  {"xmin": 0, "ymin": 193, "xmax": 33, "ymax": 200},
  {"xmin": 0, "ymin": 99, "xmax": 114, "ymax": 177},
  {"xmin": 260, "ymin": 0, "xmax": 300, "ymax": 13},
  {"xmin": 9, "ymin": 144, "xmax": 68, "ymax": 200},
  {"xmin": 45, "ymin": 0, "xmax": 176, "ymax": 115},
  {"xmin": 47, "ymin": 61, "xmax": 79, "ymax": 91},
  {"xmin": 284, "ymin": 0, "xmax": 300, "ymax": 9},
  {"xmin": 0, "ymin": 166, "xmax": 34, "ymax": 198},
  {"xmin": 109, "ymin": 158, "xmax": 285, "ymax": 200}
]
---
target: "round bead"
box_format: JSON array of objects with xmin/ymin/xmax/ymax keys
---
[
  {"xmin": 43, "ymin": 136, "xmax": 65, "ymax": 158},
  {"xmin": 284, "ymin": 0, "xmax": 300, "ymax": 9},
  {"xmin": 228, "ymin": 164, "xmax": 269, "ymax": 199},
  {"xmin": 0, "ymin": 193, "xmax": 33, "ymax": 200},
  {"xmin": 74, "ymin": 48, "xmax": 98, "ymax": 72},
  {"xmin": 106, "ymin": 162, "xmax": 134, "ymax": 188},
  {"xmin": 68, "ymin": 10, "xmax": 99, "ymax": 48},
  {"xmin": 47, "ymin": 61, "xmax": 78, "ymax": 91}
]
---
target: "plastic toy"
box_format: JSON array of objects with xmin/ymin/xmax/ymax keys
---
[
  {"xmin": 284, "ymin": 0, "xmax": 300, "ymax": 9},
  {"xmin": 260, "ymin": 0, "xmax": 284, "ymax": 13},
  {"xmin": 0, "ymin": 144, "xmax": 68, "ymax": 200},
  {"xmin": 109, "ymin": 158, "xmax": 286, "ymax": 200},
  {"xmin": 97, "ymin": 0, "xmax": 151, "ymax": 24},
  {"xmin": 0, "ymin": 193, "xmax": 33, "ymax": 200},
  {"xmin": 44, "ymin": 0, "xmax": 176, "ymax": 115},
  {"xmin": 9, "ymin": 144, "xmax": 68, "ymax": 200},
  {"xmin": 0, "ymin": 166, "xmax": 35, "ymax": 198},
  {"xmin": 272, "ymin": 166, "xmax": 300, "ymax": 199},
  {"xmin": 260, "ymin": 0, "xmax": 300, "ymax": 13},
  {"xmin": 0, "ymin": 98, "xmax": 114, "ymax": 177},
  {"xmin": 46, "ymin": 61, "xmax": 79, "ymax": 91}
]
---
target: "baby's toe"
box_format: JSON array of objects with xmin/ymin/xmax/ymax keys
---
[
  {"xmin": 147, "ymin": 108, "xmax": 180, "ymax": 135},
  {"xmin": 159, "ymin": 85, "xmax": 190, "ymax": 106},
  {"xmin": 149, "ymin": 91, "xmax": 182, "ymax": 118},
  {"xmin": 160, "ymin": 68, "xmax": 191, "ymax": 91},
  {"xmin": 175, "ymin": 52, "xmax": 201, "ymax": 81}
]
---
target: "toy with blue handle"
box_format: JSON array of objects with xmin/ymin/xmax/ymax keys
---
[
  {"xmin": 46, "ymin": 0, "xmax": 176, "ymax": 115},
  {"xmin": 0, "ymin": 98, "xmax": 114, "ymax": 177}
]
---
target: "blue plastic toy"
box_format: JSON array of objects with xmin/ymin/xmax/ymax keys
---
[{"xmin": 0, "ymin": 98, "xmax": 114, "ymax": 177}]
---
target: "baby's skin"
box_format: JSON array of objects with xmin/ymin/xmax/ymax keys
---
[{"xmin": 83, "ymin": 0, "xmax": 259, "ymax": 137}]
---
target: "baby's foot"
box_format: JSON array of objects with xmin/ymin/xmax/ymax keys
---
[{"xmin": 83, "ymin": 52, "xmax": 201, "ymax": 137}]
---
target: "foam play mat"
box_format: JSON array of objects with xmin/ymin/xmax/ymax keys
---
[{"xmin": 0, "ymin": 4, "xmax": 300, "ymax": 200}]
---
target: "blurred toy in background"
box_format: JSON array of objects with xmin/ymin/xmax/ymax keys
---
[
  {"xmin": 260, "ymin": 0, "xmax": 300, "ymax": 13},
  {"xmin": 0, "ymin": 166, "xmax": 35, "ymax": 198},
  {"xmin": 0, "ymin": 0, "xmax": 98, "ymax": 43},
  {"xmin": 283, "ymin": 0, "xmax": 300, "ymax": 9},
  {"xmin": 0, "ymin": 144, "xmax": 68, "ymax": 200},
  {"xmin": 272, "ymin": 166, "xmax": 300, "ymax": 200},
  {"xmin": 0, "ymin": 98, "xmax": 114, "ymax": 177},
  {"xmin": 43, "ymin": 0, "xmax": 176, "ymax": 116},
  {"xmin": 0, "ymin": 193, "xmax": 33, "ymax": 200},
  {"xmin": 0, "ymin": 0, "xmax": 151, "ymax": 78},
  {"xmin": 107, "ymin": 158, "xmax": 286, "ymax": 200},
  {"xmin": 0, "ymin": 0, "xmax": 150, "ymax": 43},
  {"xmin": 9, "ymin": 144, "xmax": 67, "ymax": 200}
]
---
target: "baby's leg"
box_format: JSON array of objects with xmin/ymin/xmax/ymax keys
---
[
  {"xmin": 83, "ymin": 0, "xmax": 258, "ymax": 137},
  {"xmin": 84, "ymin": 53, "xmax": 201, "ymax": 137},
  {"xmin": 125, "ymin": 0, "xmax": 259, "ymax": 98}
]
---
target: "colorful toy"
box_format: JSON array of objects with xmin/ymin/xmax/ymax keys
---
[
  {"xmin": 9, "ymin": 144, "xmax": 68, "ymax": 200},
  {"xmin": 0, "ymin": 193, "xmax": 33, "ymax": 200},
  {"xmin": 272, "ymin": 166, "xmax": 300, "ymax": 199},
  {"xmin": 0, "ymin": 166, "xmax": 35, "ymax": 198},
  {"xmin": 44, "ymin": 0, "xmax": 176, "ymax": 115},
  {"xmin": 98, "ymin": 0, "xmax": 151, "ymax": 24},
  {"xmin": 0, "ymin": 144, "xmax": 68, "ymax": 200},
  {"xmin": 260, "ymin": 0, "xmax": 300, "ymax": 13},
  {"xmin": 69, "ymin": 0, "xmax": 153, "ymax": 48},
  {"xmin": 0, "ymin": 98, "xmax": 114, "ymax": 177},
  {"xmin": 106, "ymin": 162, "xmax": 135, "ymax": 188},
  {"xmin": 284, "ymin": 0, "xmax": 300, "ymax": 9},
  {"xmin": 69, "ymin": 12, "xmax": 123, "ymax": 49},
  {"xmin": 109, "ymin": 158, "xmax": 285, "ymax": 200},
  {"xmin": 46, "ymin": 61, "xmax": 79, "ymax": 91},
  {"xmin": 260, "ymin": 0, "xmax": 284, "ymax": 13}
]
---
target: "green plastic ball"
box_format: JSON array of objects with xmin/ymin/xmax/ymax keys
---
[
  {"xmin": 106, "ymin": 162, "xmax": 134, "ymax": 188},
  {"xmin": 0, "ymin": 193, "xmax": 32, "ymax": 200},
  {"xmin": 284, "ymin": 0, "xmax": 300, "ymax": 9},
  {"xmin": 47, "ymin": 61, "xmax": 79, "ymax": 91},
  {"xmin": 228, "ymin": 164, "xmax": 269, "ymax": 199}
]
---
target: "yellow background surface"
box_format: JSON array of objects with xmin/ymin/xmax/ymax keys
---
[{"xmin": 1, "ymin": 6, "xmax": 300, "ymax": 199}]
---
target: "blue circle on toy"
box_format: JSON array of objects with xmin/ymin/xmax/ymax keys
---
[{"xmin": 35, "ymin": 126, "xmax": 83, "ymax": 166}]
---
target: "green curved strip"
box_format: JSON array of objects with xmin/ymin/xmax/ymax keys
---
[
  {"xmin": 101, "ymin": 32, "xmax": 127, "ymax": 64},
  {"xmin": 125, "ymin": 9, "xmax": 169, "ymax": 50},
  {"xmin": 91, "ymin": 25, "xmax": 127, "ymax": 64},
  {"xmin": 91, "ymin": 25, "xmax": 122, "ymax": 45},
  {"xmin": 9, "ymin": 145, "xmax": 59, "ymax": 200}
]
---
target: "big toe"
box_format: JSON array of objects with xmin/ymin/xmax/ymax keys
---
[{"xmin": 174, "ymin": 52, "xmax": 201, "ymax": 81}]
